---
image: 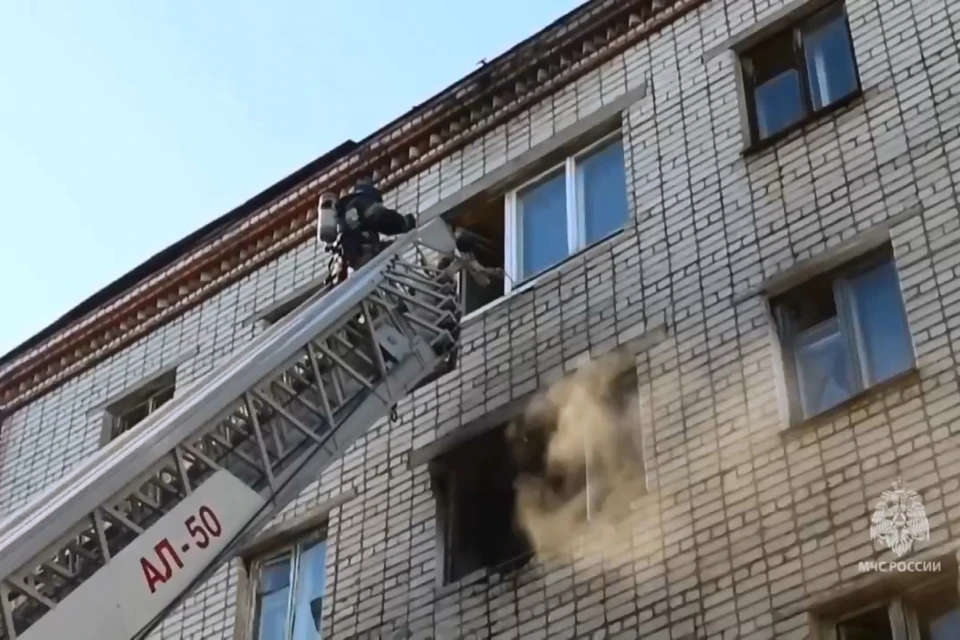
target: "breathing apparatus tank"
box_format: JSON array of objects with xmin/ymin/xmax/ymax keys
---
[{"xmin": 318, "ymin": 192, "xmax": 339, "ymax": 244}]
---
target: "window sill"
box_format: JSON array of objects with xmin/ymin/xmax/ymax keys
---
[
  {"xmin": 742, "ymin": 88, "xmax": 865, "ymax": 157},
  {"xmin": 781, "ymin": 366, "xmax": 920, "ymax": 435},
  {"xmin": 460, "ymin": 227, "xmax": 627, "ymax": 324}
]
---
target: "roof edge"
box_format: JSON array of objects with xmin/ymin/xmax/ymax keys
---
[{"xmin": 0, "ymin": 140, "xmax": 359, "ymax": 369}]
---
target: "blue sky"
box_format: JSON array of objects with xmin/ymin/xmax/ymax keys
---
[{"xmin": 0, "ymin": 0, "xmax": 582, "ymax": 357}]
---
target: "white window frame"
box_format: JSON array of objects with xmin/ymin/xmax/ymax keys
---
[
  {"xmin": 503, "ymin": 133, "xmax": 626, "ymax": 293},
  {"xmin": 247, "ymin": 532, "xmax": 328, "ymax": 640}
]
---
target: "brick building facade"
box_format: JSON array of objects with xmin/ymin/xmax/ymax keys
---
[{"xmin": 2, "ymin": 0, "xmax": 960, "ymax": 637}]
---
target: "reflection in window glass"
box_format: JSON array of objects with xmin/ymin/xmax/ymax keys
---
[
  {"xmin": 578, "ymin": 139, "xmax": 629, "ymax": 244},
  {"xmin": 754, "ymin": 70, "xmax": 807, "ymax": 141},
  {"xmin": 848, "ymin": 260, "xmax": 914, "ymax": 385},
  {"xmin": 910, "ymin": 583, "xmax": 960, "ymax": 640},
  {"xmin": 256, "ymin": 558, "xmax": 293, "ymax": 640},
  {"xmin": 519, "ymin": 170, "xmax": 568, "ymax": 280},
  {"xmin": 793, "ymin": 317, "xmax": 855, "ymax": 417},
  {"xmin": 804, "ymin": 13, "xmax": 859, "ymax": 110},
  {"xmin": 253, "ymin": 538, "xmax": 327, "ymax": 640},
  {"xmin": 740, "ymin": 2, "xmax": 860, "ymax": 142},
  {"xmin": 292, "ymin": 541, "xmax": 327, "ymax": 640}
]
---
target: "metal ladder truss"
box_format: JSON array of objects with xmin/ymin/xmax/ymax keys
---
[{"xmin": 0, "ymin": 219, "xmax": 464, "ymax": 640}]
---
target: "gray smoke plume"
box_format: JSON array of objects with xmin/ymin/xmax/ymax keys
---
[{"xmin": 506, "ymin": 348, "xmax": 646, "ymax": 559}]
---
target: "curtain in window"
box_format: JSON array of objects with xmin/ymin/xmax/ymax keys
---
[
  {"xmin": 519, "ymin": 170, "xmax": 568, "ymax": 279},
  {"xmin": 754, "ymin": 70, "xmax": 806, "ymax": 140},
  {"xmin": 803, "ymin": 14, "xmax": 858, "ymax": 110},
  {"xmin": 793, "ymin": 317, "xmax": 855, "ymax": 417}
]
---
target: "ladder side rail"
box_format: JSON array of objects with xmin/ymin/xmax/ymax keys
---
[
  {"xmin": 0, "ymin": 220, "xmax": 462, "ymax": 640},
  {"xmin": 131, "ymin": 342, "xmax": 438, "ymax": 640},
  {"xmin": 0, "ymin": 225, "xmax": 431, "ymax": 578}
]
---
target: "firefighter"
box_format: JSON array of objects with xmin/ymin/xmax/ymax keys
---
[{"xmin": 318, "ymin": 177, "xmax": 417, "ymax": 277}]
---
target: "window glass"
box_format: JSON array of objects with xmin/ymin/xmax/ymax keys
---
[
  {"xmin": 793, "ymin": 317, "xmax": 855, "ymax": 417},
  {"xmin": 256, "ymin": 556, "xmax": 293, "ymax": 640},
  {"xmin": 109, "ymin": 373, "xmax": 177, "ymax": 441},
  {"xmin": 754, "ymin": 70, "xmax": 807, "ymax": 140},
  {"xmin": 803, "ymin": 12, "xmax": 859, "ymax": 110},
  {"xmin": 291, "ymin": 541, "xmax": 327, "ymax": 640},
  {"xmin": 253, "ymin": 540, "xmax": 327, "ymax": 640},
  {"xmin": 747, "ymin": 32, "xmax": 807, "ymax": 140},
  {"xmin": 848, "ymin": 260, "xmax": 914, "ymax": 385},
  {"xmin": 518, "ymin": 169, "xmax": 568, "ymax": 279},
  {"xmin": 578, "ymin": 139, "xmax": 629, "ymax": 244},
  {"xmin": 740, "ymin": 2, "xmax": 860, "ymax": 143},
  {"xmin": 909, "ymin": 582, "xmax": 960, "ymax": 640}
]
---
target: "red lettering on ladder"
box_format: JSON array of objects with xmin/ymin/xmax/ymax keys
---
[
  {"xmin": 140, "ymin": 557, "xmax": 167, "ymax": 594},
  {"xmin": 137, "ymin": 505, "xmax": 224, "ymax": 594},
  {"xmin": 140, "ymin": 539, "xmax": 183, "ymax": 593}
]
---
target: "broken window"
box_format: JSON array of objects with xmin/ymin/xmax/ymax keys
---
[
  {"xmin": 452, "ymin": 196, "xmax": 506, "ymax": 315},
  {"xmin": 105, "ymin": 369, "xmax": 177, "ymax": 442},
  {"xmin": 250, "ymin": 532, "xmax": 327, "ymax": 640},
  {"xmin": 431, "ymin": 424, "xmax": 531, "ymax": 584},
  {"xmin": 771, "ymin": 247, "xmax": 915, "ymax": 422}
]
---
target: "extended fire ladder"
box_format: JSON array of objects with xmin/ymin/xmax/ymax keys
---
[{"xmin": 0, "ymin": 219, "xmax": 465, "ymax": 640}]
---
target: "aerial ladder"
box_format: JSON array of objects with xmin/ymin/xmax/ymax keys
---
[{"xmin": 0, "ymin": 216, "xmax": 473, "ymax": 640}]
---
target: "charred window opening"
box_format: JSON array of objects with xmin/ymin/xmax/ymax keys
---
[
  {"xmin": 432, "ymin": 424, "xmax": 531, "ymax": 585},
  {"xmin": 453, "ymin": 196, "xmax": 505, "ymax": 315},
  {"xmin": 506, "ymin": 353, "xmax": 645, "ymax": 558}
]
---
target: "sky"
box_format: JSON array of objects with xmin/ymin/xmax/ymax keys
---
[{"xmin": 0, "ymin": 0, "xmax": 583, "ymax": 358}]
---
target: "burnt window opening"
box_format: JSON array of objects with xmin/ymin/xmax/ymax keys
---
[
  {"xmin": 453, "ymin": 196, "xmax": 505, "ymax": 316},
  {"xmin": 105, "ymin": 369, "xmax": 177, "ymax": 442},
  {"xmin": 506, "ymin": 358, "xmax": 644, "ymax": 555},
  {"xmin": 432, "ymin": 424, "xmax": 531, "ymax": 585}
]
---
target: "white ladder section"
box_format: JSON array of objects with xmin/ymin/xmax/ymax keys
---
[{"xmin": 0, "ymin": 220, "xmax": 464, "ymax": 640}]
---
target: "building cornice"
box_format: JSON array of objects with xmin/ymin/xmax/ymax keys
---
[{"xmin": 0, "ymin": 0, "xmax": 705, "ymax": 417}]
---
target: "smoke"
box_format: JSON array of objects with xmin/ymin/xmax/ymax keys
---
[{"xmin": 506, "ymin": 348, "xmax": 646, "ymax": 560}]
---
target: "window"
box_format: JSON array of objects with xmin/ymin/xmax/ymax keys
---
[
  {"xmin": 250, "ymin": 534, "xmax": 327, "ymax": 640},
  {"xmin": 262, "ymin": 284, "xmax": 326, "ymax": 325},
  {"xmin": 432, "ymin": 424, "xmax": 532, "ymax": 584},
  {"xmin": 740, "ymin": 1, "xmax": 860, "ymax": 144},
  {"xmin": 821, "ymin": 580, "xmax": 960, "ymax": 640},
  {"xmin": 453, "ymin": 197, "xmax": 506, "ymax": 315},
  {"xmin": 506, "ymin": 135, "xmax": 629, "ymax": 287},
  {"xmin": 105, "ymin": 370, "xmax": 177, "ymax": 441},
  {"xmin": 772, "ymin": 248, "xmax": 914, "ymax": 422},
  {"xmin": 431, "ymin": 356, "xmax": 643, "ymax": 584}
]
